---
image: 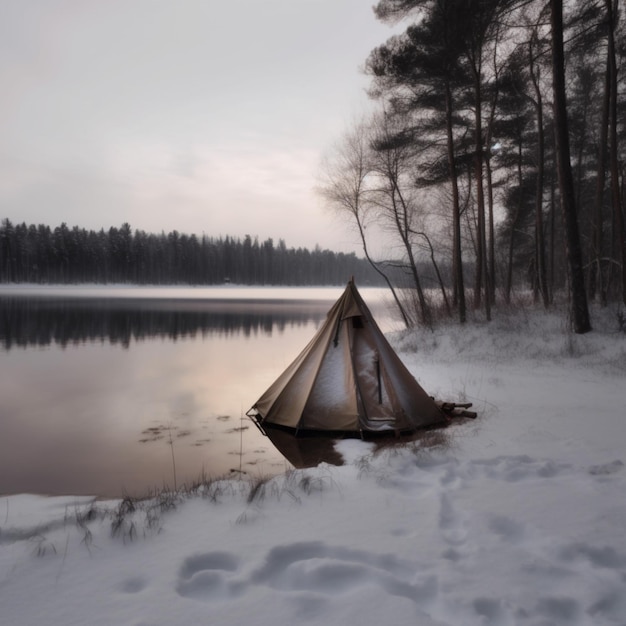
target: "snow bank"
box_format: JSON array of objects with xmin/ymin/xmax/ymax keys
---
[{"xmin": 1, "ymin": 307, "xmax": 625, "ymax": 625}]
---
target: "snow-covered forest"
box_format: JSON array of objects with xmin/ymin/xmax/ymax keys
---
[
  {"xmin": 0, "ymin": 220, "xmax": 380, "ymax": 286},
  {"xmin": 320, "ymin": 0, "xmax": 626, "ymax": 331}
]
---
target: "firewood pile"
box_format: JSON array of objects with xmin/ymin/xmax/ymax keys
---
[{"xmin": 437, "ymin": 401, "xmax": 477, "ymax": 419}]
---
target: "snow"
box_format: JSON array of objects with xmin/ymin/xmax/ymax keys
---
[{"xmin": 2, "ymin": 306, "xmax": 626, "ymax": 625}]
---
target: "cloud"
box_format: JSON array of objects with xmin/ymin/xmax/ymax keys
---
[{"xmin": 0, "ymin": 0, "xmax": 396, "ymax": 254}]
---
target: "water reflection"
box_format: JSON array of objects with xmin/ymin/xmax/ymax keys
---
[
  {"xmin": 0, "ymin": 288, "xmax": 392, "ymax": 497},
  {"xmin": 262, "ymin": 426, "xmax": 344, "ymax": 468},
  {"xmin": 0, "ymin": 296, "xmax": 330, "ymax": 350}
]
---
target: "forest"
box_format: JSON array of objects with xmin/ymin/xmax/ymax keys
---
[
  {"xmin": 2, "ymin": 0, "xmax": 625, "ymax": 333},
  {"xmin": 319, "ymin": 0, "xmax": 626, "ymax": 332},
  {"xmin": 0, "ymin": 220, "xmax": 382, "ymax": 287}
]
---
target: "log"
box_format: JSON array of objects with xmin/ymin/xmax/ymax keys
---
[{"xmin": 437, "ymin": 401, "xmax": 477, "ymax": 420}]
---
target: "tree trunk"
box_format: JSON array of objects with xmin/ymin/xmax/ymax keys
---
[
  {"xmin": 549, "ymin": 175, "xmax": 556, "ymax": 303},
  {"xmin": 389, "ymin": 183, "xmax": 432, "ymax": 327},
  {"xmin": 486, "ymin": 155, "xmax": 496, "ymax": 305},
  {"xmin": 606, "ymin": 0, "xmax": 626, "ymax": 306},
  {"xmin": 506, "ymin": 141, "xmax": 524, "ymax": 304},
  {"xmin": 550, "ymin": 0, "xmax": 592, "ymax": 333},
  {"xmin": 485, "ymin": 24, "xmax": 501, "ymax": 307},
  {"xmin": 529, "ymin": 40, "xmax": 549, "ymax": 308},
  {"xmin": 445, "ymin": 80, "xmax": 466, "ymax": 323},
  {"xmin": 416, "ymin": 230, "xmax": 451, "ymax": 316},
  {"xmin": 355, "ymin": 213, "xmax": 412, "ymax": 328},
  {"xmin": 472, "ymin": 72, "xmax": 490, "ymax": 322},
  {"xmin": 592, "ymin": 53, "xmax": 610, "ymax": 305}
]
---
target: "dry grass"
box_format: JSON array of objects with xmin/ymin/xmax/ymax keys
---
[{"xmin": 371, "ymin": 426, "xmax": 454, "ymax": 459}]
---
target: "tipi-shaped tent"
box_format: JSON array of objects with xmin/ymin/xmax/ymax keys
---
[{"xmin": 247, "ymin": 279, "xmax": 449, "ymax": 436}]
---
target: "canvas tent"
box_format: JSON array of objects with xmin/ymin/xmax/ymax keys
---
[{"xmin": 247, "ymin": 279, "xmax": 450, "ymax": 436}]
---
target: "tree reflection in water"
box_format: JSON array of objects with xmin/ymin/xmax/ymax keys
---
[{"xmin": 0, "ymin": 296, "xmax": 326, "ymax": 350}]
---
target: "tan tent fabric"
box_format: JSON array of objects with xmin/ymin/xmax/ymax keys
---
[{"xmin": 248, "ymin": 279, "xmax": 448, "ymax": 435}]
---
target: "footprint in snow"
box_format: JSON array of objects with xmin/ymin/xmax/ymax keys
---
[
  {"xmin": 487, "ymin": 514, "xmax": 525, "ymax": 544},
  {"xmin": 118, "ymin": 576, "xmax": 148, "ymax": 594},
  {"xmin": 176, "ymin": 541, "xmax": 437, "ymax": 608},
  {"xmin": 471, "ymin": 455, "xmax": 570, "ymax": 482},
  {"xmin": 250, "ymin": 541, "xmax": 436, "ymax": 605},
  {"xmin": 438, "ymin": 493, "xmax": 468, "ymax": 547},
  {"xmin": 557, "ymin": 542, "xmax": 626, "ymax": 570},
  {"xmin": 534, "ymin": 596, "xmax": 582, "ymax": 622},
  {"xmin": 588, "ymin": 459, "xmax": 623, "ymax": 476},
  {"xmin": 176, "ymin": 551, "xmax": 245, "ymax": 602},
  {"xmin": 473, "ymin": 597, "xmax": 510, "ymax": 624}
]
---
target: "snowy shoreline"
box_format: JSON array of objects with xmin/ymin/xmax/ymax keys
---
[{"xmin": 2, "ymin": 307, "xmax": 625, "ymax": 625}]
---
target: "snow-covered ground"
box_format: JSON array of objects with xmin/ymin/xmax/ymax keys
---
[{"xmin": 2, "ymin": 305, "xmax": 625, "ymax": 625}]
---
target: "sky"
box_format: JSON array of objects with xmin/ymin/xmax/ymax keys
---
[{"xmin": 0, "ymin": 0, "xmax": 400, "ymax": 254}]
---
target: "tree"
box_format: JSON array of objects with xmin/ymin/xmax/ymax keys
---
[
  {"xmin": 528, "ymin": 24, "xmax": 551, "ymax": 308},
  {"xmin": 368, "ymin": 111, "xmax": 433, "ymax": 326},
  {"xmin": 605, "ymin": 0, "xmax": 626, "ymax": 305},
  {"xmin": 495, "ymin": 16, "xmax": 552, "ymax": 307},
  {"xmin": 550, "ymin": 0, "xmax": 592, "ymax": 332},
  {"xmin": 318, "ymin": 121, "xmax": 412, "ymax": 326},
  {"xmin": 369, "ymin": 0, "xmax": 469, "ymax": 322},
  {"xmin": 494, "ymin": 49, "xmax": 537, "ymax": 302}
]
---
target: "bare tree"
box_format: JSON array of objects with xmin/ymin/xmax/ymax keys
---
[
  {"xmin": 317, "ymin": 121, "xmax": 412, "ymax": 326},
  {"xmin": 368, "ymin": 111, "xmax": 433, "ymax": 326}
]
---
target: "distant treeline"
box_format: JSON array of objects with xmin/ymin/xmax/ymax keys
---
[{"xmin": 0, "ymin": 220, "xmax": 383, "ymax": 286}]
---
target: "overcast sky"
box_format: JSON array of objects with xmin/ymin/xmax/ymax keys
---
[{"xmin": 0, "ymin": 0, "xmax": 399, "ymax": 253}]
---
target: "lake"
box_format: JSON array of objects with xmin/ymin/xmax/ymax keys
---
[{"xmin": 0, "ymin": 285, "xmax": 397, "ymax": 497}]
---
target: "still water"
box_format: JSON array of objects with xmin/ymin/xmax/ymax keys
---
[{"xmin": 0, "ymin": 286, "xmax": 395, "ymax": 497}]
